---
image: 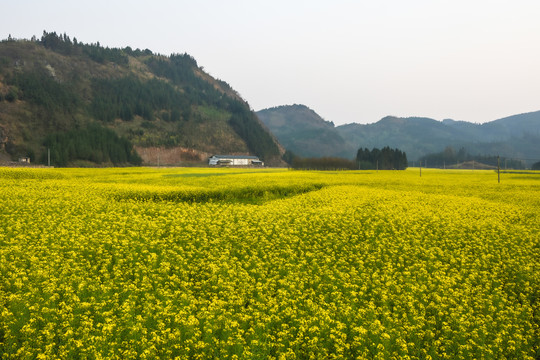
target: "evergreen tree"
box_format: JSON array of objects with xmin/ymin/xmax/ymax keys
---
[
  {"xmin": 355, "ymin": 147, "xmax": 408, "ymax": 170},
  {"xmin": 42, "ymin": 124, "xmax": 142, "ymax": 166}
]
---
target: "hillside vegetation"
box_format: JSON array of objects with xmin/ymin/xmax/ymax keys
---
[
  {"xmin": 0, "ymin": 32, "xmax": 282, "ymax": 166},
  {"xmin": 257, "ymin": 105, "xmax": 540, "ymax": 167},
  {"xmin": 256, "ymin": 104, "xmax": 355, "ymax": 158}
]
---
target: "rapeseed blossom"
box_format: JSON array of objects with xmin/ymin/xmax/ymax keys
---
[{"xmin": 0, "ymin": 167, "xmax": 538, "ymax": 359}]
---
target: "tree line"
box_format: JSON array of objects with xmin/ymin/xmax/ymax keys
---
[
  {"xmin": 227, "ymin": 101, "xmax": 281, "ymax": 161},
  {"xmin": 418, "ymin": 146, "xmax": 525, "ymax": 169},
  {"xmin": 39, "ymin": 31, "xmax": 133, "ymax": 64},
  {"xmin": 356, "ymin": 147, "xmax": 408, "ymax": 170},
  {"xmin": 42, "ymin": 124, "xmax": 142, "ymax": 167},
  {"xmin": 6, "ymin": 69, "xmax": 80, "ymax": 114},
  {"xmin": 285, "ymin": 146, "xmax": 408, "ymax": 170},
  {"xmin": 90, "ymin": 76, "xmax": 191, "ymax": 123}
]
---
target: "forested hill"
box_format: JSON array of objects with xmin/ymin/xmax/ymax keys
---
[
  {"xmin": 0, "ymin": 32, "xmax": 283, "ymax": 166},
  {"xmin": 256, "ymin": 104, "xmax": 356, "ymax": 158},
  {"xmin": 257, "ymin": 105, "xmax": 540, "ymax": 166}
]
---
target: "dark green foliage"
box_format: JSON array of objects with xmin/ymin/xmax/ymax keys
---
[
  {"xmin": 227, "ymin": 100, "xmax": 280, "ymax": 160},
  {"xmin": 90, "ymin": 76, "xmax": 191, "ymax": 122},
  {"xmin": 123, "ymin": 47, "xmax": 154, "ymax": 57},
  {"xmin": 40, "ymin": 31, "xmax": 129, "ymax": 64},
  {"xmin": 81, "ymin": 44, "xmax": 128, "ymax": 65},
  {"xmin": 282, "ymin": 150, "xmax": 297, "ymax": 165},
  {"xmin": 145, "ymin": 54, "xmax": 229, "ymax": 109},
  {"xmin": 40, "ymin": 31, "xmax": 74, "ymax": 55},
  {"xmin": 5, "ymin": 87, "xmax": 17, "ymax": 102},
  {"xmin": 291, "ymin": 157, "xmax": 357, "ymax": 170},
  {"xmin": 5, "ymin": 141, "xmax": 35, "ymax": 162},
  {"xmin": 356, "ymin": 147, "xmax": 408, "ymax": 170},
  {"xmin": 146, "ymin": 54, "xmax": 198, "ymax": 85},
  {"xmin": 42, "ymin": 124, "xmax": 142, "ymax": 166},
  {"xmin": 419, "ymin": 146, "xmax": 525, "ymax": 169},
  {"xmin": 532, "ymin": 161, "xmax": 540, "ymax": 170},
  {"xmin": 9, "ymin": 70, "xmax": 79, "ymax": 112}
]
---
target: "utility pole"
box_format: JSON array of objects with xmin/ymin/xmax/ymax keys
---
[
  {"xmin": 497, "ymin": 156, "xmax": 500, "ymax": 183},
  {"xmin": 48, "ymin": 148, "xmax": 50, "ymax": 167}
]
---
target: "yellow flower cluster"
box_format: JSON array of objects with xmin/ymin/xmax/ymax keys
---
[{"xmin": 0, "ymin": 167, "xmax": 538, "ymax": 359}]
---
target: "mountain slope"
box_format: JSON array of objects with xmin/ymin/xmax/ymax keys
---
[
  {"xmin": 336, "ymin": 116, "xmax": 477, "ymax": 161},
  {"xmin": 258, "ymin": 105, "xmax": 540, "ymax": 165},
  {"xmin": 0, "ymin": 32, "xmax": 283, "ymax": 166},
  {"xmin": 339, "ymin": 112, "xmax": 540, "ymax": 162},
  {"xmin": 256, "ymin": 104, "xmax": 355, "ymax": 158}
]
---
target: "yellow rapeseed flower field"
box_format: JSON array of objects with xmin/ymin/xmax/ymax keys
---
[{"xmin": 0, "ymin": 167, "xmax": 538, "ymax": 359}]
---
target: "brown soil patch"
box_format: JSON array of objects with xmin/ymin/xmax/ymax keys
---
[{"xmin": 135, "ymin": 146, "xmax": 210, "ymax": 166}]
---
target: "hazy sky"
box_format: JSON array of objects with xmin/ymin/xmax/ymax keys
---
[{"xmin": 3, "ymin": 0, "xmax": 540, "ymax": 125}]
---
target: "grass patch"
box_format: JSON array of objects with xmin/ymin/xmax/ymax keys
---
[{"xmin": 110, "ymin": 183, "xmax": 327, "ymax": 204}]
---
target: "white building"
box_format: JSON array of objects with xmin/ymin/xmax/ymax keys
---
[{"xmin": 208, "ymin": 155, "xmax": 264, "ymax": 166}]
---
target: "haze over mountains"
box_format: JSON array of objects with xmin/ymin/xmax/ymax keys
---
[{"xmin": 257, "ymin": 105, "xmax": 540, "ymax": 165}]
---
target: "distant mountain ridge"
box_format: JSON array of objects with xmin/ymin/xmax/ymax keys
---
[
  {"xmin": 257, "ymin": 105, "xmax": 540, "ymax": 165},
  {"xmin": 0, "ymin": 32, "xmax": 283, "ymax": 166},
  {"xmin": 256, "ymin": 105, "xmax": 356, "ymax": 158}
]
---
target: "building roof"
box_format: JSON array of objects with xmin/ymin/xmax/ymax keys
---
[{"xmin": 210, "ymin": 155, "xmax": 260, "ymax": 159}]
